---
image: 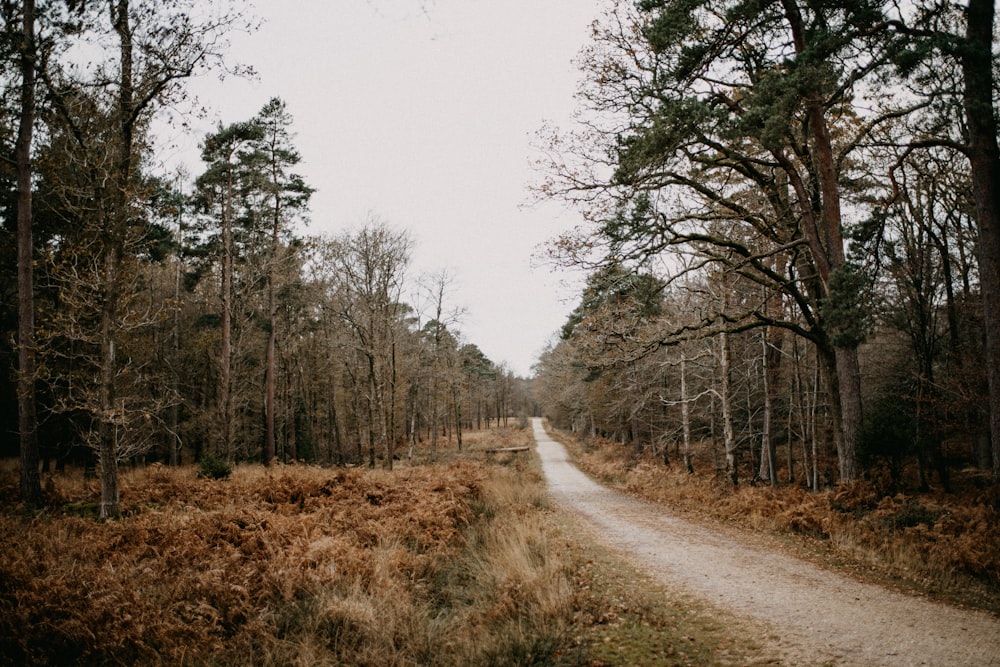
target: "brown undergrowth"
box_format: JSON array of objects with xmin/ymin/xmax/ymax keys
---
[
  {"xmin": 549, "ymin": 425, "xmax": 1000, "ymax": 615},
  {"xmin": 0, "ymin": 424, "xmax": 784, "ymax": 666},
  {"xmin": 0, "ymin": 432, "xmax": 573, "ymax": 666}
]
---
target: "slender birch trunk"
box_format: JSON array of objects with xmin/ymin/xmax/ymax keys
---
[{"xmin": 720, "ymin": 330, "xmax": 737, "ymax": 486}]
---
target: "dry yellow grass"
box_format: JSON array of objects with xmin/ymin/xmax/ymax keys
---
[
  {"xmin": 1, "ymin": 463, "xmax": 469, "ymax": 664},
  {"xmin": 0, "ymin": 442, "xmax": 573, "ymax": 666},
  {"xmin": 0, "ymin": 425, "xmax": 787, "ymax": 666}
]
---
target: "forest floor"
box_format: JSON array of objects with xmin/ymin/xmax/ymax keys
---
[
  {"xmin": 4, "ymin": 424, "xmax": 998, "ymax": 665},
  {"xmin": 0, "ymin": 427, "xmax": 777, "ymax": 666},
  {"xmin": 533, "ymin": 418, "xmax": 1000, "ymax": 666}
]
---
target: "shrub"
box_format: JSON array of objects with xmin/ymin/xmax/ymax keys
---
[
  {"xmin": 859, "ymin": 393, "xmax": 916, "ymax": 486},
  {"xmin": 197, "ymin": 452, "xmax": 232, "ymax": 480}
]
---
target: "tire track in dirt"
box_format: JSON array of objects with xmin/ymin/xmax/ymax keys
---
[{"xmin": 532, "ymin": 418, "xmax": 1000, "ymax": 666}]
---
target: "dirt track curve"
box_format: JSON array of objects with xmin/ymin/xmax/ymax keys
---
[{"xmin": 531, "ymin": 418, "xmax": 1000, "ymax": 666}]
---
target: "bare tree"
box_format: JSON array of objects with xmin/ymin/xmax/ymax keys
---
[
  {"xmin": 535, "ymin": 0, "xmax": 913, "ymax": 482},
  {"xmin": 5, "ymin": 0, "xmax": 42, "ymax": 505},
  {"xmin": 418, "ymin": 269, "xmax": 463, "ymax": 458},
  {"xmin": 330, "ymin": 220, "xmax": 412, "ymax": 469},
  {"xmin": 39, "ymin": 0, "xmax": 248, "ymax": 517}
]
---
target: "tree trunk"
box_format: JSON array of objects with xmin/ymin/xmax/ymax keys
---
[
  {"xmin": 286, "ymin": 366, "xmax": 297, "ymax": 462},
  {"xmin": 16, "ymin": 0, "xmax": 42, "ymax": 507},
  {"xmin": 680, "ymin": 351, "xmax": 694, "ymax": 474},
  {"xmin": 454, "ymin": 388, "xmax": 463, "ymax": 451},
  {"xmin": 759, "ymin": 328, "xmax": 779, "ymax": 486},
  {"xmin": 788, "ymin": 338, "xmax": 803, "ymax": 484},
  {"xmin": 98, "ymin": 242, "xmax": 124, "ymax": 519},
  {"xmin": 834, "ymin": 346, "xmax": 862, "ymax": 482},
  {"xmin": 779, "ymin": 0, "xmax": 862, "ymax": 482},
  {"xmin": 631, "ymin": 405, "xmax": 641, "ymax": 455},
  {"xmin": 810, "ymin": 362, "xmax": 821, "ymax": 491},
  {"xmin": 96, "ymin": 0, "xmax": 135, "ymax": 520},
  {"xmin": 367, "ymin": 353, "xmax": 377, "ymax": 468},
  {"xmin": 709, "ymin": 390, "xmax": 720, "ymax": 474},
  {"xmin": 408, "ymin": 395, "xmax": 417, "ymax": 460},
  {"xmin": 385, "ymin": 337, "xmax": 397, "ymax": 469},
  {"xmin": 430, "ymin": 379, "xmax": 439, "ymax": 460},
  {"xmin": 169, "ymin": 191, "xmax": 183, "ymax": 466},
  {"xmin": 962, "ymin": 0, "xmax": 1000, "ymax": 481},
  {"xmin": 264, "ymin": 225, "xmax": 277, "ymax": 466},
  {"xmin": 220, "ymin": 171, "xmax": 234, "ymax": 461},
  {"xmin": 720, "ymin": 331, "xmax": 737, "ymax": 486}
]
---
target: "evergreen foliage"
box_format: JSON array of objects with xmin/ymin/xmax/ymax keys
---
[{"xmin": 534, "ymin": 0, "xmax": 999, "ymax": 487}]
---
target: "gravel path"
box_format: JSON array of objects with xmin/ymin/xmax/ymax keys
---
[{"xmin": 532, "ymin": 418, "xmax": 1000, "ymax": 666}]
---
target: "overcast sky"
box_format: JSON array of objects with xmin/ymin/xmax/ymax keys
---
[{"xmin": 160, "ymin": 0, "xmax": 603, "ymax": 376}]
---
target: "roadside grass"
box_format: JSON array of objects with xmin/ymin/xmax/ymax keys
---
[
  {"xmin": 545, "ymin": 424, "xmax": 1000, "ymax": 615},
  {"xmin": 549, "ymin": 513, "xmax": 776, "ymax": 667},
  {"xmin": 0, "ymin": 423, "xmax": 773, "ymax": 666},
  {"xmin": 458, "ymin": 425, "xmax": 777, "ymax": 666}
]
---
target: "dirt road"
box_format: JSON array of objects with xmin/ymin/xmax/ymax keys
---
[{"xmin": 532, "ymin": 418, "xmax": 1000, "ymax": 666}]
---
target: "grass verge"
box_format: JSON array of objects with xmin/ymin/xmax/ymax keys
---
[{"xmin": 548, "ymin": 512, "xmax": 777, "ymax": 666}]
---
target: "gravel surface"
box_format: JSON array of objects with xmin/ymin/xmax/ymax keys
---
[{"xmin": 532, "ymin": 418, "xmax": 1000, "ymax": 666}]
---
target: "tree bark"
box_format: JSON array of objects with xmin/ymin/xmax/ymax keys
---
[
  {"xmin": 680, "ymin": 350, "xmax": 694, "ymax": 474},
  {"xmin": 759, "ymin": 328, "xmax": 780, "ymax": 486},
  {"xmin": 16, "ymin": 0, "xmax": 42, "ymax": 507},
  {"xmin": 833, "ymin": 346, "xmax": 862, "ymax": 482},
  {"xmin": 386, "ymin": 337, "xmax": 397, "ymax": 469},
  {"xmin": 961, "ymin": 0, "xmax": 1000, "ymax": 481},
  {"xmin": 264, "ymin": 211, "xmax": 278, "ymax": 466},
  {"xmin": 720, "ymin": 330, "xmax": 737, "ymax": 486},
  {"xmin": 287, "ymin": 373, "xmax": 297, "ymax": 461},
  {"xmin": 96, "ymin": 0, "xmax": 135, "ymax": 520},
  {"xmin": 220, "ymin": 159, "xmax": 234, "ymax": 461},
  {"xmin": 367, "ymin": 353, "xmax": 377, "ymax": 468},
  {"xmin": 778, "ymin": 0, "xmax": 863, "ymax": 482},
  {"xmin": 169, "ymin": 190, "xmax": 183, "ymax": 466},
  {"xmin": 455, "ymin": 390, "xmax": 463, "ymax": 451}
]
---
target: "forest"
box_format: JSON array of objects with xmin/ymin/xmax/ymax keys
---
[
  {"xmin": 0, "ymin": 0, "xmax": 997, "ymax": 506},
  {"xmin": 0, "ymin": 1, "xmax": 534, "ymax": 520},
  {"xmin": 533, "ymin": 0, "xmax": 1000, "ymax": 494},
  {"xmin": 2, "ymin": 0, "xmax": 1000, "ymax": 663}
]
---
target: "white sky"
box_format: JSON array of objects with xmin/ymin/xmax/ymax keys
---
[{"xmin": 160, "ymin": 0, "xmax": 602, "ymax": 376}]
